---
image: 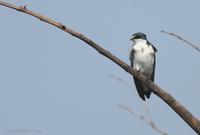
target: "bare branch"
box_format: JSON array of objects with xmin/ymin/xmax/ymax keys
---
[
  {"xmin": 110, "ymin": 75, "xmax": 148, "ymax": 111},
  {"xmin": 109, "ymin": 75, "xmax": 134, "ymax": 92},
  {"xmin": 1, "ymin": 1, "xmax": 200, "ymax": 134},
  {"xmin": 111, "ymin": 75, "xmax": 167, "ymax": 134},
  {"xmin": 119, "ymin": 105, "xmax": 168, "ymax": 135},
  {"xmin": 161, "ymin": 30, "xmax": 200, "ymax": 52}
]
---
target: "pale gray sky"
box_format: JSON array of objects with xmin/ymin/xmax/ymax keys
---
[{"xmin": 1, "ymin": 0, "xmax": 200, "ymax": 135}]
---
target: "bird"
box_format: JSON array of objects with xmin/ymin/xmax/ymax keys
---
[{"xmin": 129, "ymin": 32, "xmax": 157, "ymax": 101}]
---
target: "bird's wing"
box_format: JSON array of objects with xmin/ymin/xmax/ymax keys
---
[
  {"xmin": 129, "ymin": 47, "xmax": 146, "ymax": 101},
  {"xmin": 151, "ymin": 53, "xmax": 156, "ymax": 81},
  {"xmin": 146, "ymin": 44, "xmax": 157, "ymax": 99},
  {"xmin": 147, "ymin": 41, "xmax": 157, "ymax": 81},
  {"xmin": 133, "ymin": 78, "xmax": 146, "ymax": 101},
  {"xmin": 129, "ymin": 47, "xmax": 134, "ymax": 67},
  {"xmin": 147, "ymin": 41, "xmax": 157, "ymax": 52},
  {"xmin": 151, "ymin": 43, "xmax": 156, "ymax": 81},
  {"xmin": 152, "ymin": 45, "xmax": 157, "ymax": 52}
]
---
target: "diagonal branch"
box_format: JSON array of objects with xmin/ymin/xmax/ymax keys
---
[
  {"xmin": 118, "ymin": 105, "xmax": 168, "ymax": 135},
  {"xmin": 111, "ymin": 75, "xmax": 168, "ymax": 134},
  {"xmin": 161, "ymin": 30, "xmax": 200, "ymax": 52},
  {"xmin": 0, "ymin": 1, "xmax": 200, "ymax": 134}
]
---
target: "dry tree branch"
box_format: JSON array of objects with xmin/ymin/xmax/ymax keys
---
[
  {"xmin": 118, "ymin": 105, "xmax": 168, "ymax": 135},
  {"xmin": 0, "ymin": 1, "xmax": 200, "ymax": 134},
  {"xmin": 110, "ymin": 75, "xmax": 167, "ymax": 135},
  {"xmin": 161, "ymin": 30, "xmax": 200, "ymax": 52},
  {"xmin": 109, "ymin": 75, "xmax": 134, "ymax": 92}
]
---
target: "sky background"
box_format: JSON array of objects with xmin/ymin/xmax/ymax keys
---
[{"xmin": 1, "ymin": 0, "xmax": 200, "ymax": 135}]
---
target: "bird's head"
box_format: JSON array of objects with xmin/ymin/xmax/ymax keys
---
[{"xmin": 130, "ymin": 32, "xmax": 147, "ymax": 42}]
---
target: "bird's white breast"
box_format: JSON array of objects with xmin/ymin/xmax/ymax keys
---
[{"xmin": 132, "ymin": 42, "xmax": 155, "ymax": 77}]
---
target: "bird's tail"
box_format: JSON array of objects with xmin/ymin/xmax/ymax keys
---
[
  {"xmin": 142, "ymin": 85, "xmax": 151, "ymax": 99},
  {"xmin": 133, "ymin": 77, "xmax": 152, "ymax": 101}
]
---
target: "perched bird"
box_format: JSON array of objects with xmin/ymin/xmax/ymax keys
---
[{"xmin": 129, "ymin": 32, "xmax": 157, "ymax": 101}]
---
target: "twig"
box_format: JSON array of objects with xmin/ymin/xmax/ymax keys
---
[
  {"xmin": 1, "ymin": 1, "xmax": 200, "ymax": 134},
  {"xmin": 109, "ymin": 75, "xmax": 134, "ymax": 92},
  {"xmin": 109, "ymin": 75, "xmax": 146, "ymax": 106},
  {"xmin": 161, "ymin": 30, "xmax": 200, "ymax": 52},
  {"xmin": 119, "ymin": 105, "xmax": 168, "ymax": 135},
  {"xmin": 110, "ymin": 75, "xmax": 167, "ymax": 134}
]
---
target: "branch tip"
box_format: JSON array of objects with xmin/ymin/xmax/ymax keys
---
[{"xmin": 161, "ymin": 30, "xmax": 200, "ymax": 52}]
